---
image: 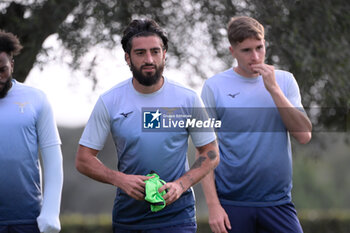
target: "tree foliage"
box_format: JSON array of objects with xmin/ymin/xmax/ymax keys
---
[
  {"xmin": 0, "ymin": 0, "xmax": 349, "ymax": 129},
  {"xmin": 0, "ymin": 0, "xmax": 79, "ymax": 83},
  {"xmin": 246, "ymin": 0, "xmax": 350, "ymax": 130}
]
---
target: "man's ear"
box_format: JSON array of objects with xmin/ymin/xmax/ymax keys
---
[
  {"xmin": 10, "ymin": 59, "xmax": 14, "ymax": 74},
  {"xmin": 125, "ymin": 53, "xmax": 131, "ymax": 66},
  {"xmin": 162, "ymin": 49, "xmax": 166, "ymax": 60},
  {"xmin": 229, "ymin": 46, "xmax": 235, "ymax": 58}
]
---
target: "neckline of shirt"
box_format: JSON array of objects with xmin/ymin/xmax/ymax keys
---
[
  {"xmin": 7, "ymin": 79, "xmax": 17, "ymax": 95},
  {"xmin": 129, "ymin": 76, "xmax": 167, "ymax": 97},
  {"xmin": 230, "ymin": 68, "xmax": 261, "ymax": 83}
]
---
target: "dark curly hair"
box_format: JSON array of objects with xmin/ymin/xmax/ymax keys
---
[
  {"xmin": 121, "ymin": 19, "xmax": 168, "ymax": 54},
  {"xmin": 0, "ymin": 30, "xmax": 23, "ymax": 58}
]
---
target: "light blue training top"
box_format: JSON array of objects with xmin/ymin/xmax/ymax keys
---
[
  {"xmin": 0, "ymin": 80, "xmax": 61, "ymax": 225},
  {"xmin": 80, "ymin": 77, "xmax": 216, "ymax": 230},
  {"xmin": 201, "ymin": 68, "xmax": 303, "ymax": 207}
]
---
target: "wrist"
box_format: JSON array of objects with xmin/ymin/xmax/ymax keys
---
[
  {"xmin": 175, "ymin": 179, "xmax": 187, "ymax": 193},
  {"xmin": 207, "ymin": 202, "xmax": 223, "ymax": 212},
  {"xmin": 268, "ymin": 85, "xmax": 282, "ymax": 97},
  {"xmin": 113, "ymin": 171, "xmax": 126, "ymax": 187},
  {"xmin": 206, "ymin": 201, "xmax": 221, "ymax": 207}
]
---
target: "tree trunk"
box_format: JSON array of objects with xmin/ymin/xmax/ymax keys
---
[{"xmin": 0, "ymin": 0, "xmax": 79, "ymax": 83}]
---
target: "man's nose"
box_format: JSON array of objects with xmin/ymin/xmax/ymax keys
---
[
  {"xmin": 144, "ymin": 51, "xmax": 154, "ymax": 63},
  {"xmin": 0, "ymin": 73, "xmax": 5, "ymax": 82},
  {"xmin": 251, "ymin": 50, "xmax": 259, "ymax": 60}
]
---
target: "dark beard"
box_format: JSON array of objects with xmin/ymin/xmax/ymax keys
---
[
  {"xmin": 0, "ymin": 77, "xmax": 12, "ymax": 99},
  {"xmin": 130, "ymin": 61, "xmax": 164, "ymax": 86}
]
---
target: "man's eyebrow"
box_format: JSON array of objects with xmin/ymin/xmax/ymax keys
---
[
  {"xmin": 133, "ymin": 48, "xmax": 146, "ymax": 52},
  {"xmin": 240, "ymin": 47, "xmax": 251, "ymax": 51},
  {"xmin": 133, "ymin": 47, "xmax": 162, "ymax": 52},
  {"xmin": 240, "ymin": 45, "xmax": 263, "ymax": 51},
  {"xmin": 150, "ymin": 48, "xmax": 162, "ymax": 52}
]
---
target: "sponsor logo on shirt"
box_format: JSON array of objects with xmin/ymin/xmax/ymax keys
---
[
  {"xmin": 120, "ymin": 111, "xmax": 133, "ymax": 118},
  {"xmin": 228, "ymin": 92, "xmax": 240, "ymax": 98}
]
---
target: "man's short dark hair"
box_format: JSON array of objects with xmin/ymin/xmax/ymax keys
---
[
  {"xmin": 121, "ymin": 19, "xmax": 168, "ymax": 54},
  {"xmin": 227, "ymin": 16, "xmax": 264, "ymax": 46},
  {"xmin": 0, "ymin": 30, "xmax": 23, "ymax": 58}
]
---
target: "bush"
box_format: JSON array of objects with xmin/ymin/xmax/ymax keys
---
[
  {"xmin": 299, "ymin": 210, "xmax": 350, "ymax": 233},
  {"xmin": 60, "ymin": 210, "xmax": 350, "ymax": 233},
  {"xmin": 61, "ymin": 214, "xmax": 112, "ymax": 233}
]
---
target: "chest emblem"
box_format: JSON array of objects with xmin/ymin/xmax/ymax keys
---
[
  {"xmin": 228, "ymin": 92, "xmax": 240, "ymax": 99},
  {"xmin": 120, "ymin": 111, "xmax": 133, "ymax": 118},
  {"xmin": 15, "ymin": 102, "xmax": 29, "ymax": 113},
  {"xmin": 162, "ymin": 107, "xmax": 178, "ymax": 115}
]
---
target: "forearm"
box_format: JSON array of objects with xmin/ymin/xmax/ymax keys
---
[
  {"xmin": 252, "ymin": 64, "xmax": 312, "ymax": 143},
  {"xmin": 201, "ymin": 169, "xmax": 232, "ymax": 233},
  {"xmin": 38, "ymin": 145, "xmax": 64, "ymax": 233},
  {"xmin": 201, "ymin": 170, "xmax": 220, "ymax": 206},
  {"xmin": 40, "ymin": 145, "xmax": 63, "ymax": 215},
  {"xmin": 76, "ymin": 145, "xmax": 151, "ymax": 201},
  {"xmin": 75, "ymin": 145, "xmax": 123, "ymax": 187},
  {"xmin": 270, "ymin": 87, "xmax": 312, "ymax": 144},
  {"xmin": 176, "ymin": 141, "xmax": 219, "ymax": 192}
]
